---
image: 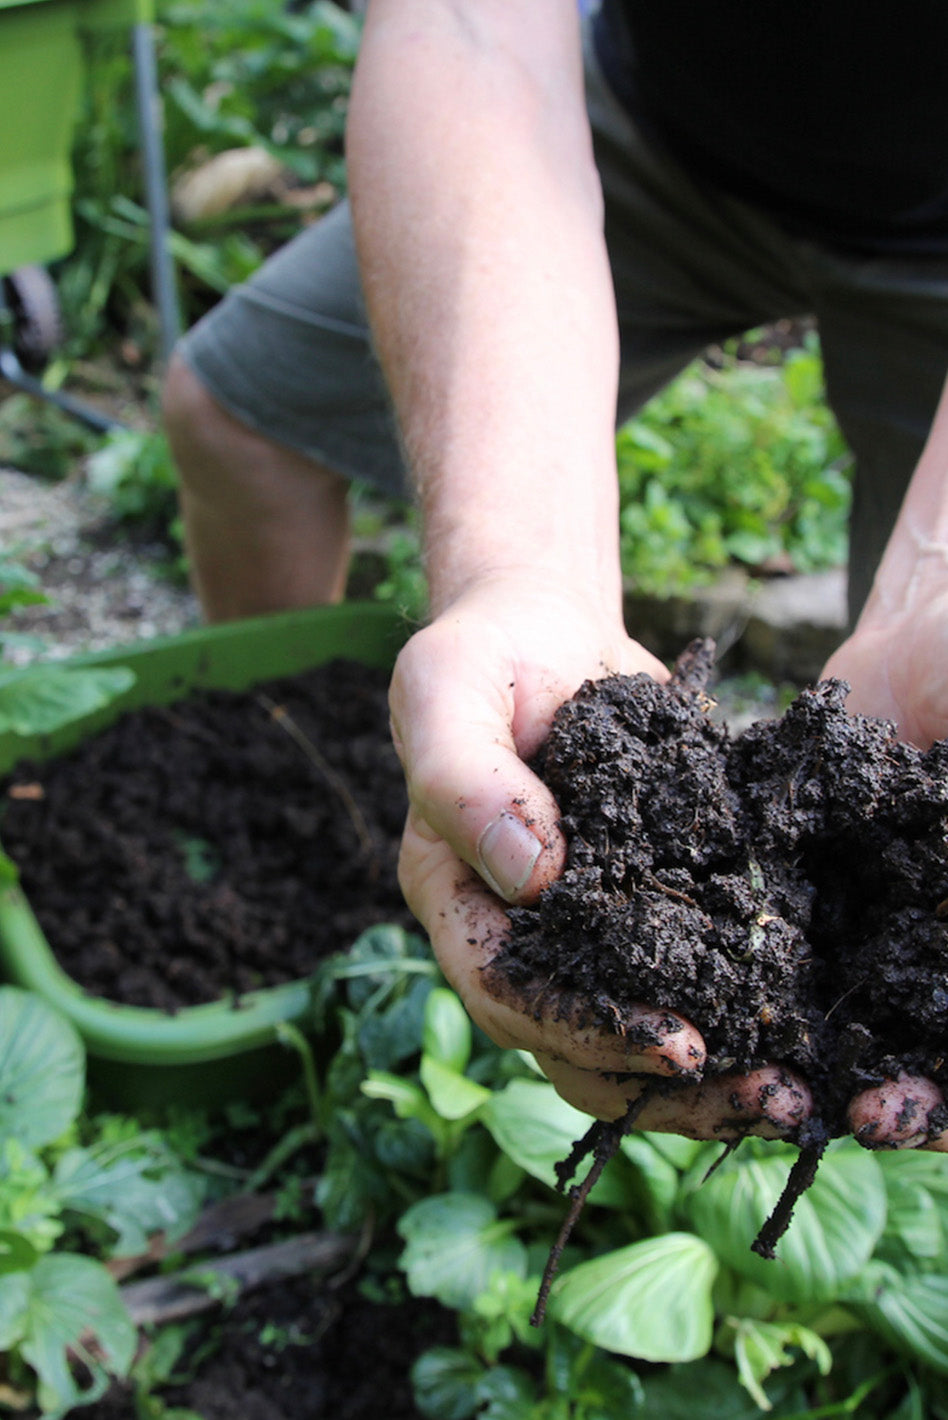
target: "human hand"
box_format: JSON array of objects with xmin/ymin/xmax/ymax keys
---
[
  {"xmin": 823, "ymin": 587, "xmax": 948, "ymax": 751},
  {"xmin": 823, "ymin": 605, "xmax": 948, "ymax": 1153},
  {"xmin": 390, "ymin": 576, "xmax": 812, "ymax": 1140}
]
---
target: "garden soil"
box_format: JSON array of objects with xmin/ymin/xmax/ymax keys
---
[
  {"xmin": 80, "ymin": 1273, "xmax": 454, "ymax": 1420},
  {"xmin": 0, "ymin": 659, "xmax": 413, "ymax": 1010}
]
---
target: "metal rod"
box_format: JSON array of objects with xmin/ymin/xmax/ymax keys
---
[
  {"xmin": 132, "ymin": 21, "xmax": 181, "ymax": 365},
  {"xmin": 0, "ymin": 346, "xmax": 123, "ymax": 433}
]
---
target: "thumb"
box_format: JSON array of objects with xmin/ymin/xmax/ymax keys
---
[{"xmin": 389, "ymin": 625, "xmax": 566, "ymax": 904}]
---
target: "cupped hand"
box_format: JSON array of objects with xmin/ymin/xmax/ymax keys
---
[
  {"xmin": 825, "ymin": 596, "xmax": 948, "ymax": 1152},
  {"xmin": 823, "ymin": 586, "xmax": 948, "ymax": 751},
  {"xmin": 390, "ymin": 577, "xmax": 812, "ymax": 1140}
]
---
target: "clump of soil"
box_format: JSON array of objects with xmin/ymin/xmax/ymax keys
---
[
  {"xmin": 496, "ymin": 641, "xmax": 948, "ymax": 1259},
  {"xmin": 0, "ymin": 660, "xmax": 412, "ymax": 1010}
]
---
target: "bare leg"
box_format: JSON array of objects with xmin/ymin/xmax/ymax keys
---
[{"xmin": 163, "ymin": 355, "xmax": 351, "ymax": 621}]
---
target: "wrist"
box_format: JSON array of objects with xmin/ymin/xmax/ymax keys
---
[{"xmin": 426, "ymin": 556, "xmax": 625, "ymax": 628}]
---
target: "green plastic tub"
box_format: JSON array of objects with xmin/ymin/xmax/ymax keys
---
[
  {"xmin": 0, "ymin": 0, "xmax": 150, "ymax": 271},
  {"xmin": 0, "ymin": 602, "xmax": 410, "ymax": 1109}
]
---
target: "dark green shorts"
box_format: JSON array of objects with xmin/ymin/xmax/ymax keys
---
[{"xmin": 178, "ymin": 17, "xmax": 948, "ymax": 618}]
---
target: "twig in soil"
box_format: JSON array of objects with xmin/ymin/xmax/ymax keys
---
[
  {"xmin": 751, "ymin": 1120, "xmax": 830, "ymax": 1260},
  {"xmin": 118, "ymin": 1232, "xmax": 355, "ymax": 1328},
  {"xmin": 532, "ymin": 1092, "xmax": 653, "ymax": 1327},
  {"xmin": 256, "ymin": 693, "xmax": 377, "ymax": 870},
  {"xmin": 106, "ymin": 1192, "xmax": 281, "ymax": 1283}
]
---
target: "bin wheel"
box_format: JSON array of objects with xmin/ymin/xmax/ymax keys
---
[{"xmin": 2, "ymin": 265, "xmax": 63, "ymax": 374}]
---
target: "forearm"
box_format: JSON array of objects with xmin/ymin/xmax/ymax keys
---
[
  {"xmin": 347, "ymin": 1, "xmax": 622, "ymax": 616},
  {"xmin": 823, "ymin": 371, "xmax": 948, "ymax": 745},
  {"xmin": 856, "ymin": 373, "xmax": 948, "ymax": 626}
]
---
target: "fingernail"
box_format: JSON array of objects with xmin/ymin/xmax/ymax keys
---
[{"xmin": 477, "ymin": 811, "xmax": 542, "ymax": 901}]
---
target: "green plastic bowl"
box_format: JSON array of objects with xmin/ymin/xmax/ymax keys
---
[{"xmin": 0, "ymin": 602, "xmax": 410, "ymax": 1109}]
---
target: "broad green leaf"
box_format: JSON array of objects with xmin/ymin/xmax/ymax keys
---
[
  {"xmin": 398, "ymin": 1193, "xmax": 527, "ymax": 1310},
  {"xmin": 875, "ymin": 1150, "xmax": 948, "ymax": 1200},
  {"xmin": 726, "ymin": 1318, "xmax": 832, "ymax": 1411},
  {"xmin": 685, "ymin": 1141, "xmax": 885, "ymax": 1303},
  {"xmin": 411, "ymin": 1347, "xmax": 485, "ymax": 1420},
  {"xmin": 0, "ymin": 1270, "xmax": 30, "ymax": 1349},
  {"xmin": 618, "ymin": 1133, "xmax": 687, "ymax": 1232},
  {"xmin": 474, "ymin": 1364, "xmax": 537, "ymax": 1419},
  {"xmin": 638, "ymin": 1131, "xmax": 707, "ymax": 1171},
  {"xmin": 845, "ymin": 1263, "xmax": 948, "ymax": 1373},
  {"xmin": 0, "ymin": 665, "xmax": 134, "ymax": 736},
  {"xmin": 0, "ymin": 989, "xmax": 84, "ymax": 1148},
  {"xmin": 0, "ymin": 1228, "xmax": 40, "ymax": 1277},
  {"xmin": 482, "ymin": 1078, "xmax": 632, "ymax": 1208},
  {"xmin": 357, "ymin": 974, "xmax": 433, "ymax": 1071},
  {"xmin": 569, "ymin": 1348, "xmax": 645, "ymax": 1419},
  {"xmin": 422, "ymin": 987, "xmax": 472, "ymax": 1072},
  {"xmin": 18, "ymin": 1253, "xmax": 136, "ymax": 1415},
  {"xmin": 53, "ymin": 1137, "xmax": 204, "ymax": 1256},
  {"xmin": 340, "ymin": 924, "xmax": 434, "ymax": 1010},
  {"xmin": 876, "ymin": 1177, "xmax": 944, "ymax": 1265},
  {"xmin": 635, "ymin": 1356, "xmax": 808, "ymax": 1419},
  {"xmin": 362, "ymin": 1071, "xmax": 442, "ymax": 1136},
  {"xmin": 542, "ymin": 1327, "xmax": 645, "ymax": 1417},
  {"xmin": 420, "ymin": 1056, "xmax": 491, "ymax": 1121},
  {"xmin": 549, "ymin": 1232, "xmax": 718, "ymax": 1362},
  {"xmin": 0, "ymin": 849, "xmax": 20, "ymax": 885}
]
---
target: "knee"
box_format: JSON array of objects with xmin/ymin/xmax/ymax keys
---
[
  {"xmin": 163, "ymin": 353, "xmax": 267, "ymax": 506},
  {"xmin": 162, "ymin": 353, "xmax": 227, "ymax": 458}
]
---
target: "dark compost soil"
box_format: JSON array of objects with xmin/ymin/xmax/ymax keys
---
[
  {"xmin": 0, "ymin": 660, "xmax": 413, "ymax": 1010},
  {"xmin": 495, "ymin": 640, "xmax": 948, "ymax": 1251},
  {"xmin": 81, "ymin": 1271, "xmax": 454, "ymax": 1420}
]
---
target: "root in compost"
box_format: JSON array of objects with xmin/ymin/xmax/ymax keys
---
[{"xmin": 494, "ymin": 639, "xmax": 948, "ymax": 1260}]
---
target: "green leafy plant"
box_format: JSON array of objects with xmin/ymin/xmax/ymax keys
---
[
  {"xmin": 0, "ymin": 555, "xmax": 136, "ymax": 791},
  {"xmin": 62, "ymin": 1, "xmax": 362, "ymax": 361},
  {"xmin": 86, "ymin": 425, "xmax": 184, "ymax": 547},
  {"xmin": 305, "ymin": 938, "xmax": 948, "ymax": 1417},
  {"xmin": 0, "ymin": 986, "xmax": 204, "ymax": 1416},
  {"xmin": 617, "ymin": 339, "xmax": 852, "ymax": 594},
  {"xmin": 0, "ymin": 398, "xmax": 101, "ymax": 482}
]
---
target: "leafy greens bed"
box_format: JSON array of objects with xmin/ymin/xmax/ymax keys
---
[{"xmin": 2, "ymin": 926, "xmax": 948, "ymax": 1417}]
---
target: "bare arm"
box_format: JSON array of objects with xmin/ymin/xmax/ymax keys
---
[
  {"xmin": 825, "ymin": 373, "xmax": 948, "ymax": 749},
  {"xmin": 348, "ymin": 1, "xmax": 623, "ymax": 617},
  {"xmin": 344, "ymin": 1, "xmax": 809, "ymax": 1139}
]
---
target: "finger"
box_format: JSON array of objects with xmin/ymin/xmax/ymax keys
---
[
  {"xmin": 535, "ymin": 1052, "xmax": 812, "ymax": 1138},
  {"xmin": 389, "ymin": 623, "xmax": 567, "ymax": 905},
  {"xmin": 848, "ymin": 1073, "xmax": 948, "ymax": 1150},
  {"xmin": 400, "ymin": 814, "xmax": 706, "ymax": 1075}
]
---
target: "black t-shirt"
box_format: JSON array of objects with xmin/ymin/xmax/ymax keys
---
[{"xmin": 594, "ymin": 1, "xmax": 948, "ymax": 254}]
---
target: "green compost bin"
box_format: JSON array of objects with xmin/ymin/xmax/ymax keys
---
[
  {"xmin": 0, "ymin": 0, "xmax": 150, "ymax": 272},
  {"xmin": 0, "ymin": 602, "xmax": 411, "ymax": 1110}
]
